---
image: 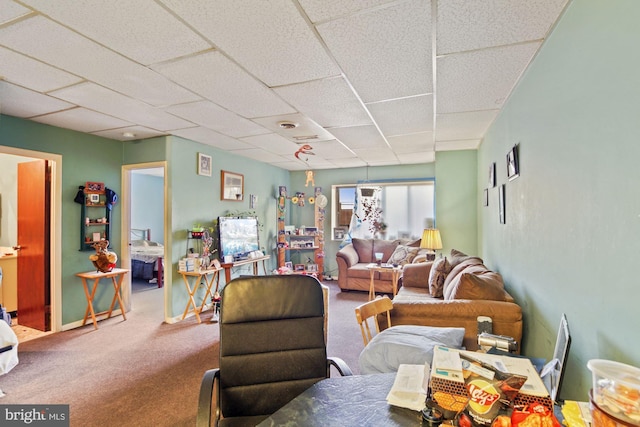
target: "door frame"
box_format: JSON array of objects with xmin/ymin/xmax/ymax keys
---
[
  {"xmin": 0, "ymin": 145, "xmax": 62, "ymax": 333},
  {"xmin": 121, "ymin": 162, "xmax": 171, "ymax": 323}
]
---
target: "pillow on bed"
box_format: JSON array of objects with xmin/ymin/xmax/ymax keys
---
[
  {"xmin": 130, "ymin": 240, "xmax": 149, "ymax": 247},
  {"xmin": 146, "ymin": 241, "xmax": 162, "ymax": 247}
]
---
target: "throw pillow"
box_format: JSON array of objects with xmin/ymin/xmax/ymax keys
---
[
  {"xmin": 445, "ymin": 271, "xmax": 506, "ymax": 301},
  {"xmin": 388, "ymin": 245, "xmax": 420, "ymax": 266},
  {"xmin": 428, "ymin": 256, "xmax": 451, "ymax": 297},
  {"xmin": 358, "ymin": 325, "xmax": 465, "ymax": 374}
]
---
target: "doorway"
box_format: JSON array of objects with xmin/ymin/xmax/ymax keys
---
[
  {"xmin": 121, "ymin": 162, "xmax": 170, "ymax": 323},
  {"xmin": 0, "ymin": 146, "xmax": 62, "ymax": 337}
]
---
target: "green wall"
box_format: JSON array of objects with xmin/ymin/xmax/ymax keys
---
[
  {"xmin": 0, "ymin": 114, "xmax": 123, "ymax": 324},
  {"xmin": 478, "ymin": 0, "xmax": 640, "ymax": 400}
]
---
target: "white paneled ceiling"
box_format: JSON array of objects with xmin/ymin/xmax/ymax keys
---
[{"xmin": 0, "ymin": 0, "xmax": 570, "ymax": 170}]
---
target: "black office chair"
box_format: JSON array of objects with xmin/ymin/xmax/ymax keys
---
[{"xmin": 196, "ymin": 275, "xmax": 352, "ymax": 427}]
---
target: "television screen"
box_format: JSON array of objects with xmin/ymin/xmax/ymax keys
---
[{"xmin": 218, "ymin": 217, "xmax": 260, "ymax": 260}]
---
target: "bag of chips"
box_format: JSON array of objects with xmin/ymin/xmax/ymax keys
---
[{"xmin": 456, "ymin": 354, "xmax": 528, "ymax": 427}]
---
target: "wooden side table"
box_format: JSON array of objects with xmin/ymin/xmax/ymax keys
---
[
  {"xmin": 366, "ymin": 264, "xmax": 402, "ymax": 301},
  {"xmin": 76, "ymin": 268, "xmax": 129, "ymax": 330},
  {"xmin": 179, "ymin": 268, "xmax": 221, "ymax": 323}
]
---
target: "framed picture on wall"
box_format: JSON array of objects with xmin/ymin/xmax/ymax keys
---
[
  {"xmin": 499, "ymin": 185, "xmax": 506, "ymax": 224},
  {"xmin": 506, "ymin": 145, "xmax": 519, "ymax": 181},
  {"xmin": 221, "ymin": 170, "xmax": 244, "ymax": 201},
  {"xmin": 489, "ymin": 162, "xmax": 496, "ymax": 187},
  {"xmin": 198, "ymin": 153, "xmax": 212, "ymax": 177}
]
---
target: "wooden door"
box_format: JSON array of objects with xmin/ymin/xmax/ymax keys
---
[{"xmin": 17, "ymin": 159, "xmax": 50, "ymax": 331}]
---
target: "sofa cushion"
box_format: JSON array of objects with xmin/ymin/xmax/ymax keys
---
[
  {"xmin": 388, "ymin": 245, "xmax": 420, "ymax": 266},
  {"xmin": 428, "ymin": 257, "xmax": 451, "ymax": 297},
  {"xmin": 444, "ymin": 270, "xmax": 506, "ymax": 301},
  {"xmin": 443, "ymin": 257, "xmax": 485, "ymax": 294},
  {"xmin": 352, "ymin": 238, "xmax": 373, "ymax": 263},
  {"xmin": 372, "ymin": 239, "xmax": 400, "ymax": 262},
  {"xmin": 358, "ymin": 325, "xmax": 465, "ymax": 374}
]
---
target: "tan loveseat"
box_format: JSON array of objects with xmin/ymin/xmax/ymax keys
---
[
  {"xmin": 336, "ymin": 238, "xmax": 426, "ymax": 293},
  {"xmin": 382, "ymin": 250, "xmax": 523, "ymax": 352}
]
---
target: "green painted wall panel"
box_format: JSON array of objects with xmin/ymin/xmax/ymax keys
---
[{"xmin": 478, "ymin": 0, "xmax": 640, "ymax": 400}]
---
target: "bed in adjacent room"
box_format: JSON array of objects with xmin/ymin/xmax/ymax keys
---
[{"xmin": 130, "ymin": 228, "xmax": 164, "ymax": 288}]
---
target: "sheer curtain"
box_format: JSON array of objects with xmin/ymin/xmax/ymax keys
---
[{"xmin": 343, "ymin": 185, "xmax": 382, "ymax": 245}]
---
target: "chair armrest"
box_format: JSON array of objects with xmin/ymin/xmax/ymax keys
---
[
  {"xmin": 336, "ymin": 244, "xmax": 358, "ymax": 268},
  {"xmin": 327, "ymin": 357, "xmax": 353, "ymax": 377},
  {"xmin": 401, "ymin": 261, "xmax": 433, "ymax": 289},
  {"xmin": 197, "ymin": 368, "xmax": 220, "ymax": 427}
]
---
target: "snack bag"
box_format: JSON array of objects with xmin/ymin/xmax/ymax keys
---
[
  {"xmin": 512, "ymin": 403, "xmax": 562, "ymax": 427},
  {"xmin": 456, "ymin": 354, "xmax": 528, "ymax": 427}
]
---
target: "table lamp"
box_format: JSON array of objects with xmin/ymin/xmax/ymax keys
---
[{"xmin": 420, "ymin": 229, "xmax": 442, "ymax": 261}]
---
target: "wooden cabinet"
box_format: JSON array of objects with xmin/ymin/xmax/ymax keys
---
[
  {"xmin": 79, "ymin": 182, "xmax": 111, "ymax": 251},
  {"xmin": 0, "ymin": 255, "xmax": 18, "ymax": 312}
]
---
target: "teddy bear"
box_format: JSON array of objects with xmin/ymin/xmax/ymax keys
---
[{"xmin": 89, "ymin": 240, "xmax": 118, "ymax": 273}]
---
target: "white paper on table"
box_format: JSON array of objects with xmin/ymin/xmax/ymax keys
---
[{"xmin": 386, "ymin": 363, "xmax": 430, "ymax": 411}]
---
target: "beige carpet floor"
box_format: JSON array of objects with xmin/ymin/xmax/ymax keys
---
[{"xmin": 0, "ymin": 279, "xmax": 369, "ymax": 426}]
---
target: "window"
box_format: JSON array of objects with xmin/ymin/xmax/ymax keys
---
[{"xmin": 330, "ymin": 180, "xmax": 435, "ymax": 241}]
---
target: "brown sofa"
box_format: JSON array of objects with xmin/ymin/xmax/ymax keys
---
[
  {"xmin": 336, "ymin": 238, "xmax": 426, "ymax": 293},
  {"xmin": 382, "ymin": 250, "xmax": 523, "ymax": 352}
]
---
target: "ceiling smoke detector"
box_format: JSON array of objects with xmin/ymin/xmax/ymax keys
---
[{"xmin": 278, "ymin": 121, "xmax": 298, "ymax": 129}]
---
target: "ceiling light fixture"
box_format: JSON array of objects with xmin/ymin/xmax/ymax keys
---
[
  {"xmin": 278, "ymin": 121, "xmax": 298, "ymax": 129},
  {"xmin": 122, "ymin": 132, "xmax": 136, "ymax": 138}
]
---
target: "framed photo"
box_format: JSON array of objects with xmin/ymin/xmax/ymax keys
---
[
  {"xmin": 284, "ymin": 261, "xmax": 293, "ymax": 269},
  {"xmin": 221, "ymin": 170, "xmax": 244, "ymax": 201},
  {"xmin": 198, "ymin": 153, "xmax": 212, "ymax": 177},
  {"xmin": 499, "ymin": 185, "xmax": 506, "ymax": 224},
  {"xmin": 506, "ymin": 145, "xmax": 519, "ymax": 181},
  {"xmin": 489, "ymin": 162, "xmax": 496, "ymax": 187},
  {"xmin": 89, "ymin": 193, "xmax": 100, "ymax": 204},
  {"xmin": 294, "ymin": 264, "xmax": 305, "ymax": 272},
  {"xmin": 306, "ymin": 263, "xmax": 318, "ymax": 273},
  {"xmin": 333, "ymin": 227, "xmax": 346, "ymax": 240},
  {"xmin": 483, "ymin": 189, "xmax": 489, "ymax": 207},
  {"xmin": 92, "ymin": 232, "xmax": 101, "ymax": 242}
]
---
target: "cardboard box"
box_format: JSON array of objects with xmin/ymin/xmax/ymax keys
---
[{"xmin": 430, "ymin": 346, "xmax": 553, "ymax": 410}]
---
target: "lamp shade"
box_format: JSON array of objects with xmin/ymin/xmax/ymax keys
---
[{"xmin": 420, "ymin": 228, "xmax": 442, "ymax": 250}]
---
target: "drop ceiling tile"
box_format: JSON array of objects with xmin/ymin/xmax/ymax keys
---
[
  {"xmin": 159, "ymin": 0, "xmax": 341, "ymax": 86},
  {"xmin": 239, "ymin": 133, "xmax": 300, "ymax": 156},
  {"xmin": 367, "ymin": 95, "xmax": 434, "ymax": 137},
  {"xmin": 301, "ymin": 155, "xmax": 337, "ymax": 169},
  {"xmin": 171, "ymin": 127, "xmax": 251, "ymax": 151},
  {"xmin": 327, "ymin": 157, "xmax": 368, "ymax": 168},
  {"xmin": 0, "ymin": 81, "xmax": 73, "ymax": 117},
  {"xmin": 21, "ymin": 0, "xmax": 210, "ymax": 65},
  {"xmin": 387, "ymin": 132, "xmax": 434, "ymax": 153},
  {"xmin": 436, "ymin": 110, "xmax": 499, "ymax": 141},
  {"xmin": 298, "ymin": 0, "xmax": 396, "ymax": 23},
  {"xmin": 229, "ymin": 148, "xmax": 290, "ymax": 164},
  {"xmin": 153, "ymin": 51, "xmax": 295, "ymax": 119},
  {"xmin": 166, "ymin": 101, "xmax": 269, "ymax": 138},
  {"xmin": 0, "ymin": 47, "xmax": 83, "ymax": 92},
  {"xmin": 317, "ymin": 0, "xmax": 432, "ymax": 103},
  {"xmin": 302, "ymin": 139, "xmax": 356, "ymax": 160},
  {"xmin": 352, "ymin": 147, "xmax": 397, "ymax": 163},
  {"xmin": 252, "ymin": 113, "xmax": 335, "ymax": 143},
  {"xmin": 328, "ymin": 125, "xmax": 387, "ymax": 150},
  {"xmin": 0, "ymin": 16, "xmax": 200, "ymax": 106},
  {"xmin": 32, "ymin": 107, "xmax": 132, "ymax": 133},
  {"xmin": 274, "ymin": 76, "xmax": 371, "ymax": 128},
  {"xmin": 0, "ymin": 0, "xmax": 31, "ymax": 24},
  {"xmin": 269, "ymin": 160, "xmax": 311, "ymax": 171},
  {"xmin": 437, "ymin": 43, "xmax": 540, "ymax": 113},
  {"xmin": 397, "ymin": 151, "xmax": 435, "ymax": 164},
  {"xmin": 92, "ymin": 126, "xmax": 166, "ymax": 141},
  {"xmin": 437, "ymin": 0, "xmax": 569, "ymax": 55},
  {"xmin": 50, "ymin": 82, "xmax": 194, "ymax": 131},
  {"xmin": 436, "ymin": 140, "xmax": 481, "ymax": 151}
]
